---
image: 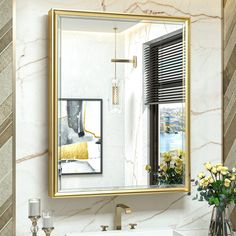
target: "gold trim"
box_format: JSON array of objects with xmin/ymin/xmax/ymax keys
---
[
  {"xmin": 111, "ymin": 56, "xmax": 137, "ymax": 68},
  {"xmin": 48, "ymin": 9, "xmax": 191, "ymax": 198}
]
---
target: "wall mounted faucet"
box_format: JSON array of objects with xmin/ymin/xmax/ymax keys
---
[{"xmin": 114, "ymin": 204, "xmax": 132, "ymax": 230}]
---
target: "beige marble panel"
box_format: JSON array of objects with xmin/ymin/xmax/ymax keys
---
[
  {"xmin": 0, "ymin": 0, "xmax": 14, "ymax": 234},
  {"xmin": 0, "ymin": 64, "xmax": 12, "ymax": 105},
  {"xmin": 0, "ymin": 95, "xmax": 12, "ymax": 125},
  {"xmin": 0, "ymin": 220, "xmax": 13, "ymax": 236},
  {"xmin": 0, "ymin": 0, "xmax": 12, "ymax": 30},
  {"xmin": 223, "ymin": 0, "xmax": 236, "ymax": 163}
]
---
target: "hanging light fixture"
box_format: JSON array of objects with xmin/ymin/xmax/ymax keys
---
[
  {"xmin": 111, "ymin": 27, "xmax": 121, "ymax": 113},
  {"xmin": 111, "ymin": 27, "xmax": 137, "ymax": 113}
]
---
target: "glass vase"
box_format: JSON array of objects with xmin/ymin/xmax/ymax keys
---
[{"xmin": 208, "ymin": 206, "xmax": 233, "ymax": 236}]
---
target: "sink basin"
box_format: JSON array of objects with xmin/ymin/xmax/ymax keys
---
[{"xmin": 66, "ymin": 229, "xmax": 182, "ymax": 236}]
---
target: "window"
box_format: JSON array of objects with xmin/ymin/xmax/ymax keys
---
[{"xmin": 144, "ymin": 29, "xmax": 185, "ymax": 185}]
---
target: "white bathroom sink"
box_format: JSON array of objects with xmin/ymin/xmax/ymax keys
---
[{"xmin": 66, "ymin": 229, "xmax": 182, "ymax": 236}]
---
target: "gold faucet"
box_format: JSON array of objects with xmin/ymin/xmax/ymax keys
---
[{"xmin": 115, "ymin": 204, "xmax": 132, "ymax": 230}]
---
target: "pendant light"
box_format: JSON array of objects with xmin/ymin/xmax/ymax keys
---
[
  {"xmin": 110, "ymin": 27, "xmax": 137, "ymax": 113},
  {"xmin": 111, "ymin": 27, "xmax": 121, "ymax": 113}
]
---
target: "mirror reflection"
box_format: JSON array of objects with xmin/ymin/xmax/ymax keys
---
[{"xmin": 51, "ymin": 11, "xmax": 189, "ymax": 195}]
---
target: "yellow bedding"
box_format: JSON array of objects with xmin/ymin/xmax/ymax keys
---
[{"xmin": 59, "ymin": 142, "xmax": 88, "ymax": 160}]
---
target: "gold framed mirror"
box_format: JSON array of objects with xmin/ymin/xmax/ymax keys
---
[{"xmin": 48, "ymin": 9, "xmax": 190, "ymax": 198}]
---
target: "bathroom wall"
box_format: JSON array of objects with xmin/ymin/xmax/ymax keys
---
[
  {"xmin": 223, "ymin": 0, "xmax": 236, "ymax": 167},
  {"xmin": 0, "ymin": 0, "xmax": 14, "ymax": 235},
  {"xmin": 16, "ymin": 1, "xmax": 222, "ymax": 236}
]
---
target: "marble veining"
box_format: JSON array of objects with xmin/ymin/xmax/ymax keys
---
[
  {"xmin": 16, "ymin": 150, "xmax": 48, "ymax": 164},
  {"xmin": 123, "ymin": 1, "xmax": 221, "ymax": 19},
  {"xmin": 16, "ymin": 1, "xmax": 222, "ymax": 236}
]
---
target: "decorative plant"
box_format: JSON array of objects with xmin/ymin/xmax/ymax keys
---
[
  {"xmin": 145, "ymin": 149, "xmax": 184, "ymax": 185},
  {"xmin": 194, "ymin": 162, "xmax": 236, "ymax": 212}
]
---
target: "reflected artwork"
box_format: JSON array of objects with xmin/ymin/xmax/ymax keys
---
[{"xmin": 58, "ymin": 99, "xmax": 102, "ymax": 174}]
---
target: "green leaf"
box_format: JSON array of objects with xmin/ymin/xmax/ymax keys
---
[{"xmin": 214, "ymin": 197, "xmax": 220, "ymax": 206}]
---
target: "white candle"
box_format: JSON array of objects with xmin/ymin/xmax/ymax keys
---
[
  {"xmin": 42, "ymin": 211, "xmax": 54, "ymax": 228},
  {"xmin": 28, "ymin": 198, "xmax": 41, "ymax": 217}
]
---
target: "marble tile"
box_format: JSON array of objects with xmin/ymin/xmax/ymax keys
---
[
  {"xmin": 0, "ymin": 220, "xmax": 13, "ymax": 236},
  {"xmin": 0, "ymin": 23, "xmax": 12, "ymax": 54},
  {"xmin": 0, "ymin": 0, "xmax": 13, "ymax": 235},
  {"xmin": 0, "ymin": 95, "xmax": 12, "ymax": 125},
  {"xmin": 0, "ymin": 64, "xmax": 13, "ymax": 105},
  {"xmin": 0, "ymin": 139, "xmax": 13, "ymax": 201},
  {"xmin": 223, "ymin": 0, "xmax": 236, "ymax": 162},
  {"xmin": 0, "ymin": 0, "xmax": 12, "ymax": 30},
  {"xmin": 0, "ymin": 197, "xmax": 13, "ymax": 232},
  {"xmin": 16, "ymin": 0, "xmax": 222, "ymax": 235}
]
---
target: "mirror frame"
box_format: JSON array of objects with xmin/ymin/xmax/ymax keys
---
[{"xmin": 48, "ymin": 9, "xmax": 191, "ymax": 198}]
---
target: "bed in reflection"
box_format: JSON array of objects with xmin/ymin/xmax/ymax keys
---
[{"xmin": 58, "ymin": 99, "xmax": 102, "ymax": 175}]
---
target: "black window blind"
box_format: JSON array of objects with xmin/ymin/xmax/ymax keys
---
[{"xmin": 144, "ymin": 29, "xmax": 185, "ymax": 105}]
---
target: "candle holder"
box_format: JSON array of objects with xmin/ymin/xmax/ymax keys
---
[
  {"xmin": 28, "ymin": 216, "xmax": 40, "ymax": 236},
  {"xmin": 42, "ymin": 227, "xmax": 54, "ymax": 236}
]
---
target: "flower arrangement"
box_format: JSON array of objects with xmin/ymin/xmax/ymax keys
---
[
  {"xmin": 194, "ymin": 162, "xmax": 236, "ymax": 212},
  {"xmin": 145, "ymin": 149, "xmax": 184, "ymax": 185}
]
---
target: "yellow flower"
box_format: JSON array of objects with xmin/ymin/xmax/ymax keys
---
[
  {"xmin": 160, "ymin": 163, "xmax": 167, "ymax": 172},
  {"xmin": 145, "ymin": 165, "xmax": 151, "ymax": 171},
  {"xmin": 224, "ymin": 178, "xmax": 231, "ymax": 187},
  {"xmin": 207, "ymin": 176, "xmax": 214, "ymax": 184},
  {"xmin": 230, "ymin": 174, "xmax": 236, "ymax": 181},
  {"xmin": 220, "ymin": 166, "xmax": 229, "ymax": 175},
  {"xmin": 162, "ymin": 152, "xmax": 172, "ymax": 162},
  {"xmin": 216, "ymin": 163, "xmax": 223, "ymax": 172},
  {"xmin": 177, "ymin": 149, "xmax": 185, "ymax": 158},
  {"xmin": 204, "ymin": 162, "xmax": 212, "ymax": 171},
  {"xmin": 232, "ymin": 168, "xmax": 236, "ymax": 173},
  {"xmin": 175, "ymin": 158, "xmax": 183, "ymax": 166},
  {"xmin": 198, "ymin": 172, "xmax": 205, "ymax": 179},
  {"xmin": 211, "ymin": 167, "xmax": 217, "ymax": 174},
  {"xmin": 199, "ymin": 178, "xmax": 209, "ymax": 188},
  {"xmin": 175, "ymin": 166, "xmax": 182, "ymax": 174}
]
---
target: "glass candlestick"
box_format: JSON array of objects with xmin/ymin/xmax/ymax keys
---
[
  {"xmin": 42, "ymin": 210, "xmax": 54, "ymax": 236},
  {"xmin": 28, "ymin": 198, "xmax": 41, "ymax": 217},
  {"xmin": 42, "ymin": 227, "xmax": 54, "ymax": 236},
  {"xmin": 28, "ymin": 198, "xmax": 41, "ymax": 236},
  {"xmin": 29, "ymin": 216, "xmax": 40, "ymax": 236}
]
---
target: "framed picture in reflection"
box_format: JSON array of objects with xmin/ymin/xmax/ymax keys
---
[{"xmin": 58, "ymin": 98, "xmax": 102, "ymax": 175}]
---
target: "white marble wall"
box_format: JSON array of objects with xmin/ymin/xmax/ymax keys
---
[{"xmin": 16, "ymin": 1, "xmax": 222, "ymax": 236}]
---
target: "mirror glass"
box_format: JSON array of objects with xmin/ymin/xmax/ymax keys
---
[{"xmin": 49, "ymin": 10, "xmax": 190, "ymax": 197}]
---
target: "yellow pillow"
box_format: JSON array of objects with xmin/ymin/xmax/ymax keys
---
[{"xmin": 59, "ymin": 142, "xmax": 88, "ymax": 160}]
